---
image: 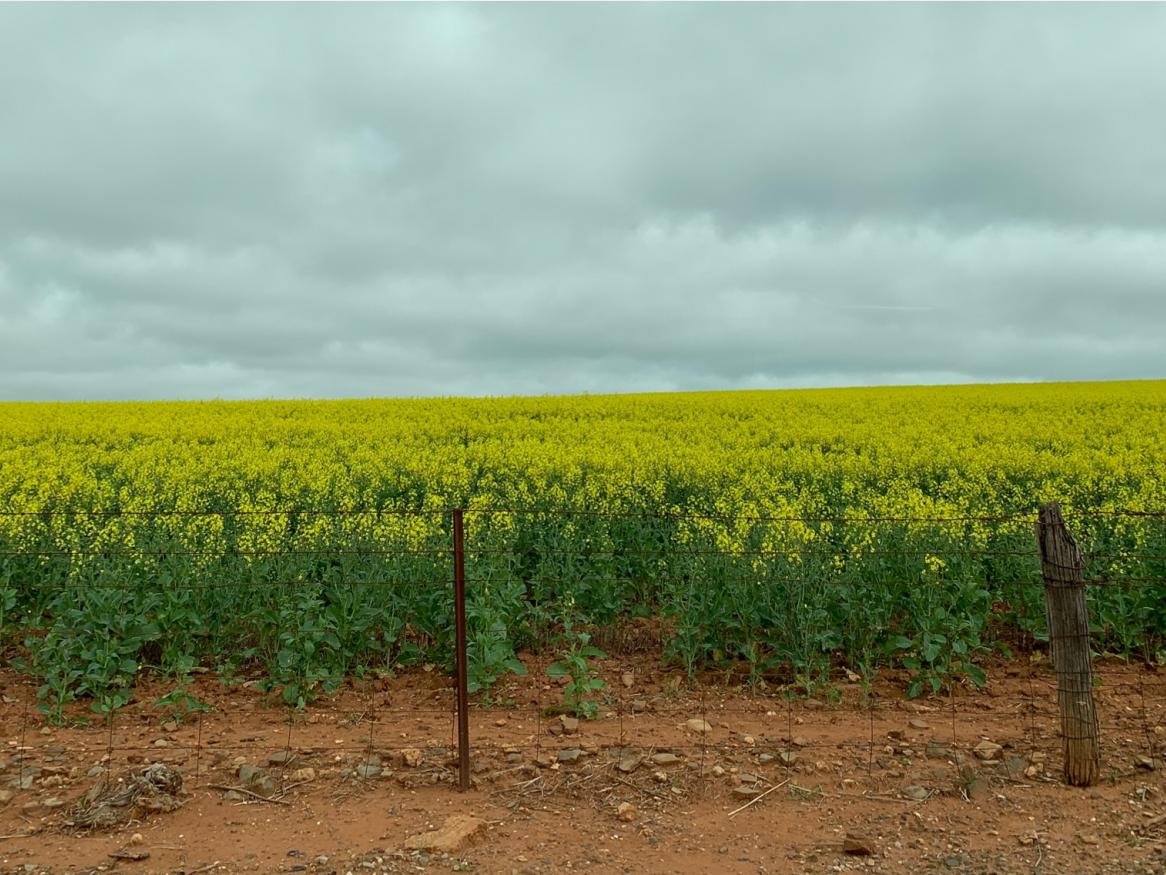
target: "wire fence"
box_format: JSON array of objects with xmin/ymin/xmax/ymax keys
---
[{"xmin": 1, "ymin": 503, "xmax": 1164, "ymax": 819}]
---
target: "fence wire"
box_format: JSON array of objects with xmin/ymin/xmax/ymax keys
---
[{"xmin": 0, "ymin": 504, "xmax": 1163, "ymax": 815}]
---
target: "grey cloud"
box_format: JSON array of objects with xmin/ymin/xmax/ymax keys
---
[{"xmin": 0, "ymin": 4, "xmax": 1164, "ymax": 400}]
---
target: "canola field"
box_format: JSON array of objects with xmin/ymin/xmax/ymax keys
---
[{"xmin": 1, "ymin": 381, "xmax": 1164, "ymax": 715}]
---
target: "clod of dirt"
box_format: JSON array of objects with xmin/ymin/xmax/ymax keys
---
[
  {"xmin": 843, "ymin": 833, "xmax": 876, "ymax": 856},
  {"xmin": 404, "ymin": 814, "xmax": 486, "ymax": 853},
  {"xmin": 69, "ymin": 763, "xmax": 184, "ymax": 829},
  {"xmin": 401, "ymin": 748, "xmax": 423, "ymax": 767}
]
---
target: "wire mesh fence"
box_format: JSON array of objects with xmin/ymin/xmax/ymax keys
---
[{"xmin": 1, "ymin": 503, "xmax": 1164, "ymax": 820}]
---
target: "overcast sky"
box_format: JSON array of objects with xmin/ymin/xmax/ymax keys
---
[{"xmin": 1, "ymin": 4, "xmax": 1164, "ymax": 400}]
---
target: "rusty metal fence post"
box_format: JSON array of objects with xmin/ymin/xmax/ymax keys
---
[
  {"xmin": 1036, "ymin": 501, "xmax": 1100, "ymax": 786},
  {"xmin": 451, "ymin": 508, "xmax": 471, "ymax": 790}
]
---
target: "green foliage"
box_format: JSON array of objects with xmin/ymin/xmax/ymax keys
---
[
  {"xmin": 546, "ymin": 623, "xmax": 606, "ymax": 719},
  {"xmin": 3, "ymin": 383, "xmax": 1165, "ymax": 712},
  {"xmin": 465, "ymin": 581, "xmax": 528, "ymax": 697},
  {"xmin": 153, "ymin": 681, "xmax": 212, "ymax": 723},
  {"xmin": 28, "ymin": 588, "xmax": 161, "ymax": 722}
]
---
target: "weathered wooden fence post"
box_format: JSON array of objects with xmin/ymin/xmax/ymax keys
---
[{"xmin": 1036, "ymin": 502, "xmax": 1100, "ymax": 786}]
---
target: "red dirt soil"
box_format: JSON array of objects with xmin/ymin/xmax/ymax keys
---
[{"xmin": 2, "ymin": 656, "xmax": 1165, "ymax": 875}]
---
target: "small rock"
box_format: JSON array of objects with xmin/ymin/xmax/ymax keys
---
[
  {"xmin": 965, "ymin": 778, "xmax": 991, "ymax": 802},
  {"xmin": 290, "ymin": 767, "xmax": 317, "ymax": 783},
  {"xmin": 973, "ymin": 740, "xmax": 1002, "ymax": 761},
  {"xmin": 732, "ymin": 785, "xmax": 761, "ymax": 799},
  {"xmin": 355, "ymin": 762, "xmax": 382, "ymax": 779},
  {"xmin": 616, "ymin": 801, "xmax": 638, "ymax": 822},
  {"xmin": 1136, "ymin": 755, "xmax": 1160, "ymax": 771},
  {"xmin": 42, "ymin": 797, "xmax": 65, "ymax": 809},
  {"xmin": 631, "ymin": 699, "xmax": 648, "ymax": 713},
  {"xmin": 686, "ymin": 718, "xmax": 712, "ymax": 734},
  {"xmin": 617, "ymin": 754, "xmax": 641, "ymax": 774},
  {"xmin": 223, "ymin": 789, "xmax": 245, "ymax": 801},
  {"xmin": 161, "ymin": 720, "xmax": 179, "ymax": 733},
  {"xmin": 559, "ymin": 715, "xmax": 580, "ymax": 734},
  {"xmin": 908, "ymin": 719, "xmax": 930, "ymax": 730},
  {"xmin": 711, "ymin": 765, "xmax": 725, "ymax": 777},
  {"xmin": 653, "ymin": 770, "xmax": 669, "ymax": 783},
  {"xmin": 0, "ymin": 789, "xmax": 12, "ymax": 804},
  {"xmin": 1080, "ymin": 834, "xmax": 1100, "ymax": 845},
  {"xmin": 758, "ymin": 754, "xmax": 774, "ymax": 764},
  {"xmin": 128, "ymin": 833, "xmax": 144, "ymax": 846},
  {"xmin": 237, "ymin": 764, "xmax": 264, "ymax": 786},
  {"xmin": 651, "ymin": 753, "xmax": 680, "ymax": 766},
  {"xmin": 943, "ymin": 855, "xmax": 965, "ymax": 869},
  {"xmin": 843, "ymin": 834, "xmax": 875, "ymax": 856},
  {"xmin": 778, "ymin": 751, "xmax": 798, "ymax": 766},
  {"xmin": 401, "ymin": 748, "xmax": 423, "ymax": 768},
  {"xmin": 266, "ymin": 750, "xmax": 297, "ymax": 766},
  {"xmin": 622, "ymin": 672, "xmax": 634, "ymax": 688},
  {"xmin": 1003, "ymin": 755, "xmax": 1028, "ymax": 778},
  {"xmin": 557, "ymin": 748, "xmax": 583, "ymax": 764},
  {"xmin": 926, "ymin": 742, "xmax": 952, "ymax": 760},
  {"xmin": 901, "ymin": 785, "xmax": 929, "ymax": 802},
  {"xmin": 404, "ymin": 815, "xmax": 485, "ymax": 853},
  {"xmin": 253, "ymin": 775, "xmax": 278, "ymax": 797},
  {"xmin": 153, "ymin": 739, "xmax": 169, "ymax": 748}
]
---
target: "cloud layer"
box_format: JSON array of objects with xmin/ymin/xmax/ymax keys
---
[{"xmin": 1, "ymin": 4, "xmax": 1164, "ymax": 399}]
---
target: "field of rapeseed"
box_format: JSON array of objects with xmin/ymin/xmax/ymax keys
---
[{"xmin": 1, "ymin": 381, "xmax": 1164, "ymax": 716}]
